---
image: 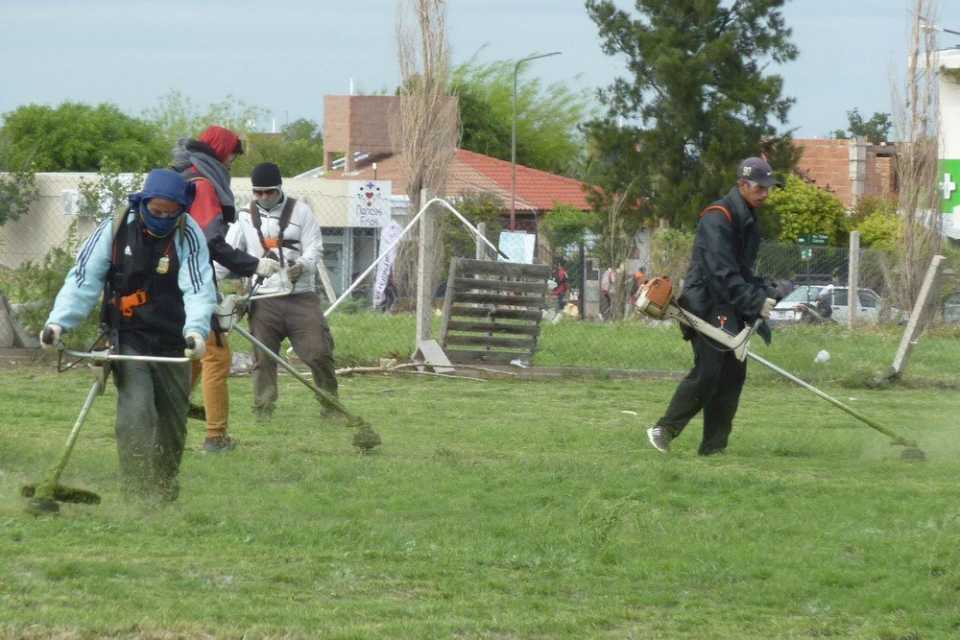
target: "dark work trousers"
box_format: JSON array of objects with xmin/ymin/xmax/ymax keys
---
[
  {"xmin": 657, "ymin": 332, "xmax": 748, "ymax": 455},
  {"xmin": 113, "ymin": 343, "xmax": 190, "ymax": 499},
  {"xmin": 249, "ymin": 292, "xmax": 338, "ymax": 411}
]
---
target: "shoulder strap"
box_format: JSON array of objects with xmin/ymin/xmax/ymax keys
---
[
  {"xmin": 279, "ymin": 196, "xmax": 296, "ymax": 233},
  {"xmin": 699, "ymin": 204, "xmax": 732, "ymax": 223},
  {"xmin": 248, "ymin": 202, "xmax": 272, "ymax": 255},
  {"xmin": 276, "ymin": 197, "xmax": 297, "ymax": 267}
]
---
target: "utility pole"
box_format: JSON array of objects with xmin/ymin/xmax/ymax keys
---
[{"xmin": 510, "ymin": 51, "xmax": 561, "ymax": 230}]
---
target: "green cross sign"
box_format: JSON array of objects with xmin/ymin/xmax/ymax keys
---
[{"xmin": 941, "ymin": 159, "xmax": 960, "ymax": 214}]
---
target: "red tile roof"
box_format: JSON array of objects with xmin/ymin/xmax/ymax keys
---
[
  {"xmin": 323, "ymin": 149, "xmax": 593, "ymax": 212},
  {"xmin": 455, "ymin": 149, "xmax": 592, "ymax": 211}
]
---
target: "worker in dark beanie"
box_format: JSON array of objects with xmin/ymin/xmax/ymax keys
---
[
  {"xmin": 222, "ymin": 162, "xmax": 338, "ymax": 423},
  {"xmin": 646, "ymin": 157, "xmax": 781, "ymax": 456},
  {"xmin": 172, "ymin": 126, "xmax": 281, "ymax": 452}
]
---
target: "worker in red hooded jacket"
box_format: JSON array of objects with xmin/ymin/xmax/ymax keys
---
[{"xmin": 172, "ymin": 125, "xmax": 281, "ymax": 452}]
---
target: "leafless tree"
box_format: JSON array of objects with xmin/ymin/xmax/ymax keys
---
[
  {"xmin": 390, "ymin": 0, "xmax": 459, "ymax": 302},
  {"xmin": 887, "ymin": 0, "xmax": 942, "ymax": 313},
  {"xmin": 391, "ymin": 0, "xmax": 458, "ymax": 213}
]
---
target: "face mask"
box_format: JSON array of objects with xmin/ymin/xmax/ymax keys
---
[
  {"xmin": 140, "ymin": 202, "xmax": 180, "ymax": 237},
  {"xmin": 255, "ymin": 191, "xmax": 282, "ymax": 211}
]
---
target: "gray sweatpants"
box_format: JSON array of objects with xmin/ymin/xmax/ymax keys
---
[
  {"xmin": 249, "ymin": 292, "xmax": 338, "ymax": 411},
  {"xmin": 113, "ymin": 343, "xmax": 191, "ymax": 499}
]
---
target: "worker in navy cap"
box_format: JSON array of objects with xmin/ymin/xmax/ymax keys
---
[{"xmin": 41, "ymin": 168, "xmax": 218, "ymax": 501}]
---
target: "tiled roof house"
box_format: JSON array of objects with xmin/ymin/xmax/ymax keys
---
[{"xmin": 318, "ymin": 95, "xmax": 592, "ymax": 231}]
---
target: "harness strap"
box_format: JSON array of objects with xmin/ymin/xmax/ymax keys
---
[
  {"xmin": 699, "ymin": 204, "xmax": 732, "ymax": 223},
  {"xmin": 249, "ymin": 196, "xmax": 298, "ymax": 266}
]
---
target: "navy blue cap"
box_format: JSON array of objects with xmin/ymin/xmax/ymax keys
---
[{"xmin": 737, "ymin": 157, "xmax": 781, "ymax": 187}]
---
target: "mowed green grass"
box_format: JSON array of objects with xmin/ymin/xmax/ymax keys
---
[{"xmin": 1, "ymin": 366, "xmax": 958, "ymax": 639}]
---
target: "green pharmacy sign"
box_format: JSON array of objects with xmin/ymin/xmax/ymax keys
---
[{"xmin": 942, "ymin": 159, "xmax": 960, "ymax": 214}]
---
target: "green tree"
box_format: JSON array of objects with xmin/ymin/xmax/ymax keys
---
[
  {"xmin": 0, "ymin": 102, "xmax": 167, "ymax": 172},
  {"xmin": 450, "ymin": 59, "xmax": 593, "ymax": 176},
  {"xmin": 143, "ymin": 90, "xmax": 268, "ymax": 147},
  {"xmin": 585, "ymin": 0, "xmax": 798, "ymax": 228},
  {"xmin": 232, "ymin": 119, "xmax": 325, "ymax": 177},
  {"xmin": 831, "ymin": 108, "xmax": 893, "ymax": 144},
  {"xmin": 541, "ymin": 204, "xmax": 592, "ymax": 256},
  {"xmin": 765, "ymin": 174, "xmax": 847, "ymax": 245}
]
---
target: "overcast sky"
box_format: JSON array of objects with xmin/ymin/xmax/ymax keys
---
[{"xmin": 2, "ymin": 0, "xmax": 959, "ymax": 139}]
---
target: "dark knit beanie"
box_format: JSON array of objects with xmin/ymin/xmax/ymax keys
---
[{"xmin": 251, "ymin": 162, "xmax": 283, "ymax": 189}]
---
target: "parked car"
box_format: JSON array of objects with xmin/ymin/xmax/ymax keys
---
[
  {"xmin": 769, "ymin": 284, "xmax": 884, "ymax": 324},
  {"xmin": 943, "ymin": 292, "xmax": 960, "ymax": 324}
]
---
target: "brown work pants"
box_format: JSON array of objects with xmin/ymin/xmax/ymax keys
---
[
  {"xmin": 190, "ymin": 331, "xmax": 232, "ymax": 438},
  {"xmin": 249, "ymin": 292, "xmax": 337, "ymax": 411}
]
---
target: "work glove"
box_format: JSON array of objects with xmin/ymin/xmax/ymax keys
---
[
  {"xmin": 40, "ymin": 323, "xmax": 63, "ymax": 350},
  {"xmin": 756, "ymin": 320, "xmax": 773, "ymax": 346},
  {"xmin": 255, "ymin": 257, "xmax": 281, "ymax": 277},
  {"xmin": 760, "ymin": 297, "xmax": 777, "ymax": 320},
  {"xmin": 286, "ymin": 260, "xmax": 305, "ymax": 282},
  {"xmin": 184, "ymin": 331, "xmax": 207, "ymax": 360}
]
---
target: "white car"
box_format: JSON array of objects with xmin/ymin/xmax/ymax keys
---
[{"xmin": 769, "ymin": 285, "xmax": 883, "ymax": 324}]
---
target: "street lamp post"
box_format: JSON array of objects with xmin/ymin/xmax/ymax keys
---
[{"xmin": 511, "ymin": 51, "xmax": 561, "ymax": 231}]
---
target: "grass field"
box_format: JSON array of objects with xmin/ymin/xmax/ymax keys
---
[{"xmin": 1, "ymin": 358, "xmax": 958, "ymax": 638}]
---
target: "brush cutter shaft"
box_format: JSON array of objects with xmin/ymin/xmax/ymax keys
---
[
  {"xmin": 57, "ymin": 381, "xmax": 102, "ymax": 476},
  {"xmin": 232, "ymin": 324, "xmax": 356, "ymax": 420},
  {"xmin": 64, "ymin": 350, "xmax": 189, "ymax": 364},
  {"xmin": 746, "ymin": 350, "xmax": 916, "ymax": 447}
]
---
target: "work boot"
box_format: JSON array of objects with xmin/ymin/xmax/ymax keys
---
[
  {"xmin": 202, "ymin": 435, "xmax": 236, "ymax": 453},
  {"xmin": 253, "ymin": 405, "xmax": 274, "ymax": 425},
  {"xmin": 646, "ymin": 425, "xmax": 672, "ymax": 454},
  {"xmin": 187, "ymin": 403, "xmax": 206, "ymax": 421}
]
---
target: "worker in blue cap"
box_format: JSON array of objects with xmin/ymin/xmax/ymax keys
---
[{"xmin": 41, "ymin": 168, "xmax": 218, "ymax": 501}]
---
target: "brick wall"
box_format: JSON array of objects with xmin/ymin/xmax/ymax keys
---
[
  {"xmin": 795, "ymin": 138, "xmax": 898, "ymax": 208},
  {"xmin": 323, "ymin": 96, "xmax": 400, "ymax": 157}
]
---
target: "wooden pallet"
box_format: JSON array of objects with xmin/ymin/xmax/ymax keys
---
[{"xmin": 439, "ymin": 258, "xmax": 551, "ymax": 365}]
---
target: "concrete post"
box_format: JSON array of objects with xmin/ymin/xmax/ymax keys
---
[
  {"xmin": 415, "ymin": 189, "xmax": 435, "ymax": 347},
  {"xmin": 475, "ymin": 222, "xmax": 487, "ymax": 260},
  {"xmin": 847, "ymin": 231, "xmax": 860, "ymax": 329},
  {"xmin": 888, "ymin": 255, "xmax": 946, "ymax": 379}
]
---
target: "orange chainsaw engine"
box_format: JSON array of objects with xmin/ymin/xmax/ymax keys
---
[{"xmin": 634, "ymin": 276, "xmax": 675, "ymax": 318}]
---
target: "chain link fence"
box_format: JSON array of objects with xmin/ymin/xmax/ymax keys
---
[{"xmin": 2, "ymin": 176, "xmax": 958, "ymax": 387}]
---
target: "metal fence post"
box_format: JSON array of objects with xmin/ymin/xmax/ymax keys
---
[{"xmin": 847, "ymin": 231, "xmax": 860, "ymax": 328}]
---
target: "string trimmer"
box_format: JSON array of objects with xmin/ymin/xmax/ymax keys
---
[
  {"xmin": 223, "ymin": 277, "xmax": 378, "ymax": 435},
  {"xmin": 634, "ymin": 277, "xmax": 926, "ymax": 461},
  {"xmin": 22, "ymin": 336, "xmax": 190, "ymax": 515}
]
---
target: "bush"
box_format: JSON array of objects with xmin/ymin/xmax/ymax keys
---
[
  {"xmin": 766, "ymin": 174, "xmax": 848, "ymax": 245},
  {"xmin": 0, "ymin": 237, "xmax": 104, "ymax": 348},
  {"xmin": 649, "ymin": 227, "xmax": 693, "ymax": 283}
]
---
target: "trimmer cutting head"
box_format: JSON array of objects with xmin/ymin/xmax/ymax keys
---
[
  {"xmin": 899, "ymin": 446, "xmax": 927, "ymax": 462},
  {"xmin": 21, "ymin": 483, "xmax": 102, "ymax": 515}
]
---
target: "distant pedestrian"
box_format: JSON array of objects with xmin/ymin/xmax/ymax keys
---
[{"xmin": 552, "ymin": 262, "xmax": 569, "ymax": 312}]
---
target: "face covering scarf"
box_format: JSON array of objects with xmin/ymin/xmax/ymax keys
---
[{"xmin": 140, "ymin": 201, "xmax": 181, "ymax": 238}]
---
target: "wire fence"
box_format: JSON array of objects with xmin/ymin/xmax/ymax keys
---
[{"xmin": 2, "ymin": 176, "xmax": 958, "ymax": 387}]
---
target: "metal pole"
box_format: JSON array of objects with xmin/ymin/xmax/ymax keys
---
[{"xmin": 511, "ymin": 51, "xmax": 561, "ymax": 231}]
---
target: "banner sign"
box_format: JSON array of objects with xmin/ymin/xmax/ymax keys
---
[{"xmin": 348, "ymin": 181, "xmax": 391, "ymax": 227}]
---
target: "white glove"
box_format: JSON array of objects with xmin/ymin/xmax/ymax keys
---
[
  {"xmin": 760, "ymin": 297, "xmax": 777, "ymax": 320},
  {"xmin": 184, "ymin": 331, "xmax": 207, "ymax": 360},
  {"xmin": 40, "ymin": 323, "xmax": 63, "ymax": 349},
  {"xmin": 286, "ymin": 260, "xmax": 305, "ymax": 282},
  {"xmin": 255, "ymin": 257, "xmax": 281, "ymax": 277}
]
